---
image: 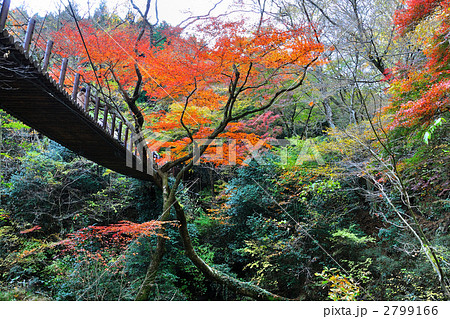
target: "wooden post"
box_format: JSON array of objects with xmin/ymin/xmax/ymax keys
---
[
  {"xmin": 72, "ymin": 73, "xmax": 80, "ymax": 100},
  {"xmin": 94, "ymin": 95, "xmax": 100, "ymax": 123},
  {"xmin": 128, "ymin": 133, "xmax": 132, "ymax": 153},
  {"xmin": 102, "ymin": 105, "xmax": 109, "ymax": 130},
  {"xmin": 110, "ymin": 113, "xmax": 116, "ymax": 136},
  {"xmin": 130, "ymin": 133, "xmax": 135, "ymax": 156},
  {"xmin": 84, "ymin": 85, "xmax": 90, "ymax": 112},
  {"xmin": 124, "ymin": 128, "xmax": 129, "ymax": 148},
  {"xmin": 136, "ymin": 143, "xmax": 144, "ymax": 172},
  {"xmin": 0, "ymin": 0, "xmax": 10, "ymax": 31},
  {"xmin": 23, "ymin": 18, "xmax": 36, "ymax": 53},
  {"xmin": 42, "ymin": 40, "xmax": 53, "ymax": 72},
  {"xmin": 118, "ymin": 121, "xmax": 123, "ymax": 141},
  {"xmin": 59, "ymin": 58, "xmax": 68, "ymax": 87}
]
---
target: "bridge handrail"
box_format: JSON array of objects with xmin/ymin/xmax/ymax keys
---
[{"xmin": 0, "ymin": 0, "xmax": 136, "ymax": 151}]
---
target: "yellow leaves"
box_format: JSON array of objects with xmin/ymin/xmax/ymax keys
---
[
  {"xmin": 316, "ymin": 267, "xmax": 360, "ymax": 301},
  {"xmin": 147, "ymin": 101, "xmax": 217, "ymax": 134},
  {"xmin": 324, "ymin": 122, "xmax": 378, "ymax": 155},
  {"xmin": 241, "ymin": 238, "xmax": 284, "ymax": 285},
  {"xmin": 203, "ymin": 207, "xmax": 232, "ymax": 226},
  {"xmin": 102, "ymin": 169, "xmax": 114, "ymax": 177}
]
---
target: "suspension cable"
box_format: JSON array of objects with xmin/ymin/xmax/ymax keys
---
[{"xmin": 66, "ymin": 1, "xmax": 103, "ymax": 95}]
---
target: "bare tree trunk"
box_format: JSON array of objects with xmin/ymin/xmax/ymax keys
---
[
  {"xmin": 135, "ymin": 160, "xmax": 291, "ymax": 301},
  {"xmin": 349, "ymin": 94, "xmax": 450, "ymax": 299},
  {"xmin": 323, "ymin": 99, "xmax": 336, "ymax": 129},
  {"xmin": 369, "ymin": 176, "xmax": 450, "ymax": 300},
  {"xmin": 135, "ymin": 172, "xmax": 171, "ymax": 301},
  {"xmin": 135, "ymin": 236, "xmax": 167, "ymax": 300}
]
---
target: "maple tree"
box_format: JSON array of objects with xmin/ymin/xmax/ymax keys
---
[
  {"xmin": 393, "ymin": 0, "xmax": 444, "ymax": 36},
  {"xmin": 384, "ymin": 0, "xmax": 450, "ymax": 129},
  {"xmin": 48, "ymin": 2, "xmax": 325, "ymax": 300},
  {"xmin": 136, "ymin": 17, "xmax": 324, "ymax": 301},
  {"xmin": 59, "ymin": 220, "xmax": 170, "ymax": 269},
  {"xmin": 63, "ymin": 220, "xmax": 168, "ymax": 251}
]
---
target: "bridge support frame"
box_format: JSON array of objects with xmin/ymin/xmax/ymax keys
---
[
  {"xmin": 59, "ymin": 58, "xmax": 68, "ymax": 87},
  {"xmin": 72, "ymin": 73, "xmax": 80, "ymax": 100},
  {"xmin": 23, "ymin": 18, "xmax": 36, "ymax": 54},
  {"xmin": 42, "ymin": 40, "xmax": 54, "ymax": 72},
  {"xmin": 0, "ymin": 0, "xmax": 11, "ymax": 31}
]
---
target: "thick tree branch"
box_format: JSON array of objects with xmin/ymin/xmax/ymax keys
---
[
  {"xmin": 231, "ymin": 57, "xmax": 317, "ymax": 121},
  {"xmin": 180, "ymin": 80, "xmax": 197, "ymax": 143},
  {"xmin": 110, "ymin": 66, "xmax": 145, "ymax": 130},
  {"xmin": 160, "ymin": 57, "xmax": 318, "ymax": 172}
]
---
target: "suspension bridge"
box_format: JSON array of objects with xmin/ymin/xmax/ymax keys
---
[{"xmin": 0, "ymin": 0, "xmax": 154, "ymax": 181}]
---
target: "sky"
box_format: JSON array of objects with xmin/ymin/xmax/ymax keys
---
[{"xmin": 12, "ymin": 0, "xmax": 238, "ymax": 25}]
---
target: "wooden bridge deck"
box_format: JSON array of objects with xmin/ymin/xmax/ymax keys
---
[{"xmin": 0, "ymin": 29, "xmax": 153, "ymax": 181}]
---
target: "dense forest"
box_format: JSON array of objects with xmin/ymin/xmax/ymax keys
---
[{"xmin": 0, "ymin": 0, "xmax": 449, "ymax": 301}]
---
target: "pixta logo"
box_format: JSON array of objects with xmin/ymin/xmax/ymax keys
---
[{"xmin": 125, "ymin": 131, "xmax": 325, "ymax": 175}]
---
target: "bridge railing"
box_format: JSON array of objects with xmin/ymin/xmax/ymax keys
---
[{"xmin": 0, "ymin": 0, "xmax": 141, "ymax": 160}]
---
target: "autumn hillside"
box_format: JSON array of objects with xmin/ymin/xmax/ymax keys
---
[{"xmin": 0, "ymin": 0, "xmax": 449, "ymax": 301}]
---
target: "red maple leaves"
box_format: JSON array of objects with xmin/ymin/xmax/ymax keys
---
[
  {"xmin": 63, "ymin": 220, "xmax": 170, "ymax": 251},
  {"xmin": 385, "ymin": 0, "xmax": 450, "ymax": 129},
  {"xmin": 50, "ymin": 13, "xmax": 323, "ymax": 167},
  {"xmin": 19, "ymin": 225, "xmax": 42, "ymax": 234},
  {"xmin": 394, "ymin": 0, "xmax": 443, "ymax": 35}
]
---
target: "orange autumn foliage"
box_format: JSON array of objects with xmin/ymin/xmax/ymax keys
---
[
  {"xmin": 62, "ymin": 220, "xmax": 171, "ymax": 253},
  {"xmin": 51, "ymin": 16, "xmax": 324, "ymax": 166},
  {"xmin": 385, "ymin": 0, "xmax": 450, "ymax": 129},
  {"xmin": 394, "ymin": 0, "xmax": 443, "ymax": 35},
  {"xmin": 51, "ymin": 21, "xmax": 158, "ymax": 89},
  {"xmin": 140, "ymin": 19, "xmax": 323, "ymax": 165}
]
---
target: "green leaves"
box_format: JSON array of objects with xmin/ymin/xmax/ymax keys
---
[{"xmin": 423, "ymin": 117, "xmax": 446, "ymax": 145}]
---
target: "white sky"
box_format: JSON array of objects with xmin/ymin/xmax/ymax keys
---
[{"xmin": 13, "ymin": 0, "xmax": 239, "ymax": 25}]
